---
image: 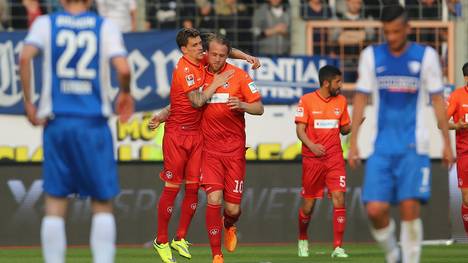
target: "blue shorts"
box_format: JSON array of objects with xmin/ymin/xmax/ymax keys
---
[
  {"xmin": 362, "ymin": 151, "xmax": 431, "ymax": 204},
  {"xmin": 42, "ymin": 116, "xmax": 119, "ymax": 200}
]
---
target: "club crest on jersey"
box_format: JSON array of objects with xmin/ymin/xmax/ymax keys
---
[
  {"xmin": 185, "ymin": 74, "xmax": 195, "ymax": 86},
  {"xmin": 334, "ymin": 108, "xmax": 341, "ymax": 116},
  {"xmin": 408, "ymin": 61, "xmax": 421, "ymax": 74},
  {"xmin": 223, "ymin": 82, "xmax": 229, "ymax": 89},
  {"xmin": 184, "ymin": 67, "xmax": 190, "ymax": 74}
]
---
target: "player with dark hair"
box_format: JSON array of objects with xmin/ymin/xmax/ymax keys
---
[
  {"xmin": 349, "ymin": 5, "xmax": 454, "ymax": 263},
  {"xmin": 295, "ymin": 65, "xmax": 351, "ymax": 259}
]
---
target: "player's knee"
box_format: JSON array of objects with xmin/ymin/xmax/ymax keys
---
[
  {"xmin": 366, "ymin": 205, "xmax": 386, "ymax": 221},
  {"xmin": 207, "ymin": 191, "xmax": 223, "ymax": 205},
  {"xmin": 225, "ymin": 204, "xmax": 240, "ymax": 216}
]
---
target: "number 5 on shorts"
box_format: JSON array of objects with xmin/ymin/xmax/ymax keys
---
[{"xmin": 339, "ymin": 176, "xmax": 346, "ymax": 188}]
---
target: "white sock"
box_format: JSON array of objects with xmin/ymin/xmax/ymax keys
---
[
  {"xmin": 90, "ymin": 213, "xmax": 116, "ymax": 263},
  {"xmin": 41, "ymin": 216, "xmax": 66, "ymax": 263},
  {"xmin": 401, "ymin": 218, "xmax": 423, "ymax": 263},
  {"xmin": 370, "ymin": 219, "xmax": 400, "ymax": 263}
]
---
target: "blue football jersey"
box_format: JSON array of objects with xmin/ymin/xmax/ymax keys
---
[
  {"xmin": 24, "ymin": 11, "xmax": 127, "ymax": 118},
  {"xmin": 355, "ymin": 43, "xmax": 444, "ymax": 155}
]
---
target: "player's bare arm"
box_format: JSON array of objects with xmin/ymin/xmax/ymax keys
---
[
  {"xmin": 112, "ymin": 56, "xmax": 134, "ymax": 123},
  {"xmin": 19, "ymin": 44, "xmax": 46, "ymax": 126},
  {"xmin": 296, "ymin": 123, "xmax": 326, "ymax": 156},
  {"xmin": 148, "ymin": 105, "xmax": 171, "ymax": 130},
  {"xmin": 348, "ymin": 92, "xmax": 368, "ymax": 168},
  {"xmin": 227, "ymin": 97, "xmax": 264, "ymax": 115},
  {"xmin": 432, "ymin": 94, "xmax": 455, "ymax": 167},
  {"xmin": 187, "ymin": 69, "xmax": 235, "ymax": 108}
]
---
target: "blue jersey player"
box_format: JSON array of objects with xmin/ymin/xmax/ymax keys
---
[
  {"xmin": 19, "ymin": 0, "xmax": 133, "ymax": 262},
  {"xmin": 348, "ymin": 5, "xmax": 454, "ymax": 263}
]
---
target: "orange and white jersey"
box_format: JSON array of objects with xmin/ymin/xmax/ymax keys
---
[
  {"xmin": 295, "ymin": 91, "xmax": 350, "ymax": 158},
  {"xmin": 446, "ymin": 86, "xmax": 468, "ymax": 157}
]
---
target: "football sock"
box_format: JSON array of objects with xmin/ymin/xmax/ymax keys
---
[
  {"xmin": 206, "ymin": 204, "xmax": 222, "ymax": 257},
  {"xmin": 401, "ymin": 218, "xmax": 423, "ymax": 263},
  {"xmin": 333, "ymin": 208, "xmax": 346, "ymax": 248},
  {"xmin": 223, "ymin": 209, "xmax": 241, "ymax": 229},
  {"xmin": 461, "ymin": 204, "xmax": 468, "ymax": 236},
  {"xmin": 370, "ymin": 219, "xmax": 400, "ymax": 263},
  {"xmin": 176, "ymin": 184, "xmax": 199, "ymax": 240},
  {"xmin": 90, "ymin": 213, "xmax": 116, "ymax": 263},
  {"xmin": 156, "ymin": 186, "xmax": 179, "ymax": 244},
  {"xmin": 41, "ymin": 216, "xmax": 66, "ymax": 263},
  {"xmin": 298, "ymin": 209, "xmax": 311, "ymax": 240}
]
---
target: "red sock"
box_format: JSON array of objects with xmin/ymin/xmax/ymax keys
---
[
  {"xmin": 176, "ymin": 184, "xmax": 199, "ymax": 240},
  {"xmin": 462, "ymin": 205, "xmax": 468, "ymax": 236},
  {"xmin": 298, "ymin": 209, "xmax": 311, "ymax": 240},
  {"xmin": 156, "ymin": 186, "xmax": 179, "ymax": 244},
  {"xmin": 223, "ymin": 210, "xmax": 241, "ymax": 229},
  {"xmin": 206, "ymin": 204, "xmax": 222, "ymax": 257},
  {"xmin": 333, "ymin": 208, "xmax": 346, "ymax": 248}
]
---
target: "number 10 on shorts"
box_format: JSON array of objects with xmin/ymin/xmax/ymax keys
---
[{"xmin": 233, "ymin": 180, "xmax": 244, "ymax": 193}]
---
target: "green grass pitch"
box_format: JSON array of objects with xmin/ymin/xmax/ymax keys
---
[{"xmin": 0, "ymin": 243, "xmax": 466, "ymax": 263}]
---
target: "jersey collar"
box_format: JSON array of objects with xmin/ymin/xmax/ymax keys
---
[{"xmin": 315, "ymin": 90, "xmax": 332, "ymax": 103}]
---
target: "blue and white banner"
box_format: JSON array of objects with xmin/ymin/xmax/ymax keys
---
[{"xmin": 0, "ymin": 30, "xmax": 338, "ymax": 115}]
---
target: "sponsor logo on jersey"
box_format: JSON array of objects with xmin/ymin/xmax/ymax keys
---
[
  {"xmin": 248, "ymin": 82, "xmax": 258, "ymax": 93},
  {"xmin": 207, "ymin": 93, "xmax": 229, "ymax": 103},
  {"xmin": 185, "ymin": 74, "xmax": 195, "ymax": 86},
  {"xmin": 312, "ymin": 111, "xmax": 323, "ymax": 114},
  {"xmin": 295, "ymin": 107, "xmax": 304, "ymax": 117},
  {"xmin": 314, "ymin": 119, "xmax": 339, "ymax": 129}
]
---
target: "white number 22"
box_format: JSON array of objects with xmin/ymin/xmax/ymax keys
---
[{"xmin": 56, "ymin": 30, "xmax": 97, "ymax": 79}]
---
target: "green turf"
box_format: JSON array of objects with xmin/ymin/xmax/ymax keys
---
[{"xmin": 0, "ymin": 244, "xmax": 466, "ymax": 263}]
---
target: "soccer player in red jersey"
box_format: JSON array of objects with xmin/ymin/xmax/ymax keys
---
[
  {"xmin": 201, "ymin": 35, "xmax": 263, "ymax": 263},
  {"xmin": 150, "ymin": 28, "xmax": 261, "ymax": 263},
  {"xmin": 295, "ymin": 65, "xmax": 351, "ymax": 258},
  {"xmin": 444, "ymin": 62, "xmax": 468, "ymax": 237}
]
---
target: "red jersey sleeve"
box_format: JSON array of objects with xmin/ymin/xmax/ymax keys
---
[
  {"xmin": 446, "ymin": 92, "xmax": 458, "ymax": 119},
  {"xmin": 239, "ymin": 72, "xmax": 261, "ymax": 103},
  {"xmin": 340, "ymin": 99, "xmax": 351, "ymax": 127},
  {"xmin": 295, "ymin": 97, "xmax": 309, "ymax": 124},
  {"xmin": 174, "ymin": 67, "xmax": 200, "ymax": 94}
]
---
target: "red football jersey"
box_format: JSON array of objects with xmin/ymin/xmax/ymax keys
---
[
  {"xmin": 165, "ymin": 56, "xmax": 206, "ymax": 133},
  {"xmin": 295, "ymin": 91, "xmax": 350, "ymax": 158},
  {"xmin": 446, "ymin": 86, "xmax": 468, "ymax": 157},
  {"xmin": 201, "ymin": 63, "xmax": 261, "ymax": 156}
]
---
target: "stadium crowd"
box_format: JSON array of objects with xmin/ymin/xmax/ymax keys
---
[{"xmin": 0, "ymin": 0, "xmax": 463, "ymax": 55}]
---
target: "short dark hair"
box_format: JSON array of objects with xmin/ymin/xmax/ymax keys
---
[
  {"xmin": 176, "ymin": 28, "xmax": 201, "ymax": 49},
  {"xmin": 463, "ymin": 62, "xmax": 468, "ymax": 77},
  {"xmin": 205, "ymin": 34, "xmax": 232, "ymax": 55},
  {"xmin": 381, "ymin": 5, "xmax": 408, "ymax": 23},
  {"xmin": 319, "ymin": 65, "xmax": 341, "ymax": 86}
]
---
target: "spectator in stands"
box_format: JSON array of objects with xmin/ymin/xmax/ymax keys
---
[
  {"xmin": 252, "ymin": 0, "xmax": 291, "ymax": 56},
  {"xmin": 301, "ymin": 0, "xmax": 332, "ymax": 55},
  {"xmin": 146, "ymin": 0, "xmax": 196, "ymax": 30},
  {"xmin": 363, "ymin": 0, "xmax": 381, "ymax": 19},
  {"xmin": 406, "ymin": 0, "xmax": 441, "ymax": 20},
  {"xmin": 333, "ymin": 0, "xmax": 374, "ymax": 82},
  {"xmin": 0, "ymin": 0, "xmax": 9, "ymax": 30},
  {"xmin": 215, "ymin": 0, "xmax": 253, "ymax": 53},
  {"xmin": 301, "ymin": 0, "xmax": 332, "ymax": 19},
  {"xmin": 96, "ymin": 0, "xmax": 137, "ymax": 32},
  {"xmin": 197, "ymin": 0, "xmax": 216, "ymax": 33}
]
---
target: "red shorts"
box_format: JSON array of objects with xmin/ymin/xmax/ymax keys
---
[
  {"xmin": 457, "ymin": 155, "xmax": 468, "ymax": 188},
  {"xmin": 200, "ymin": 151, "xmax": 246, "ymax": 204},
  {"xmin": 302, "ymin": 154, "xmax": 346, "ymax": 199},
  {"xmin": 160, "ymin": 131, "xmax": 202, "ymax": 184}
]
